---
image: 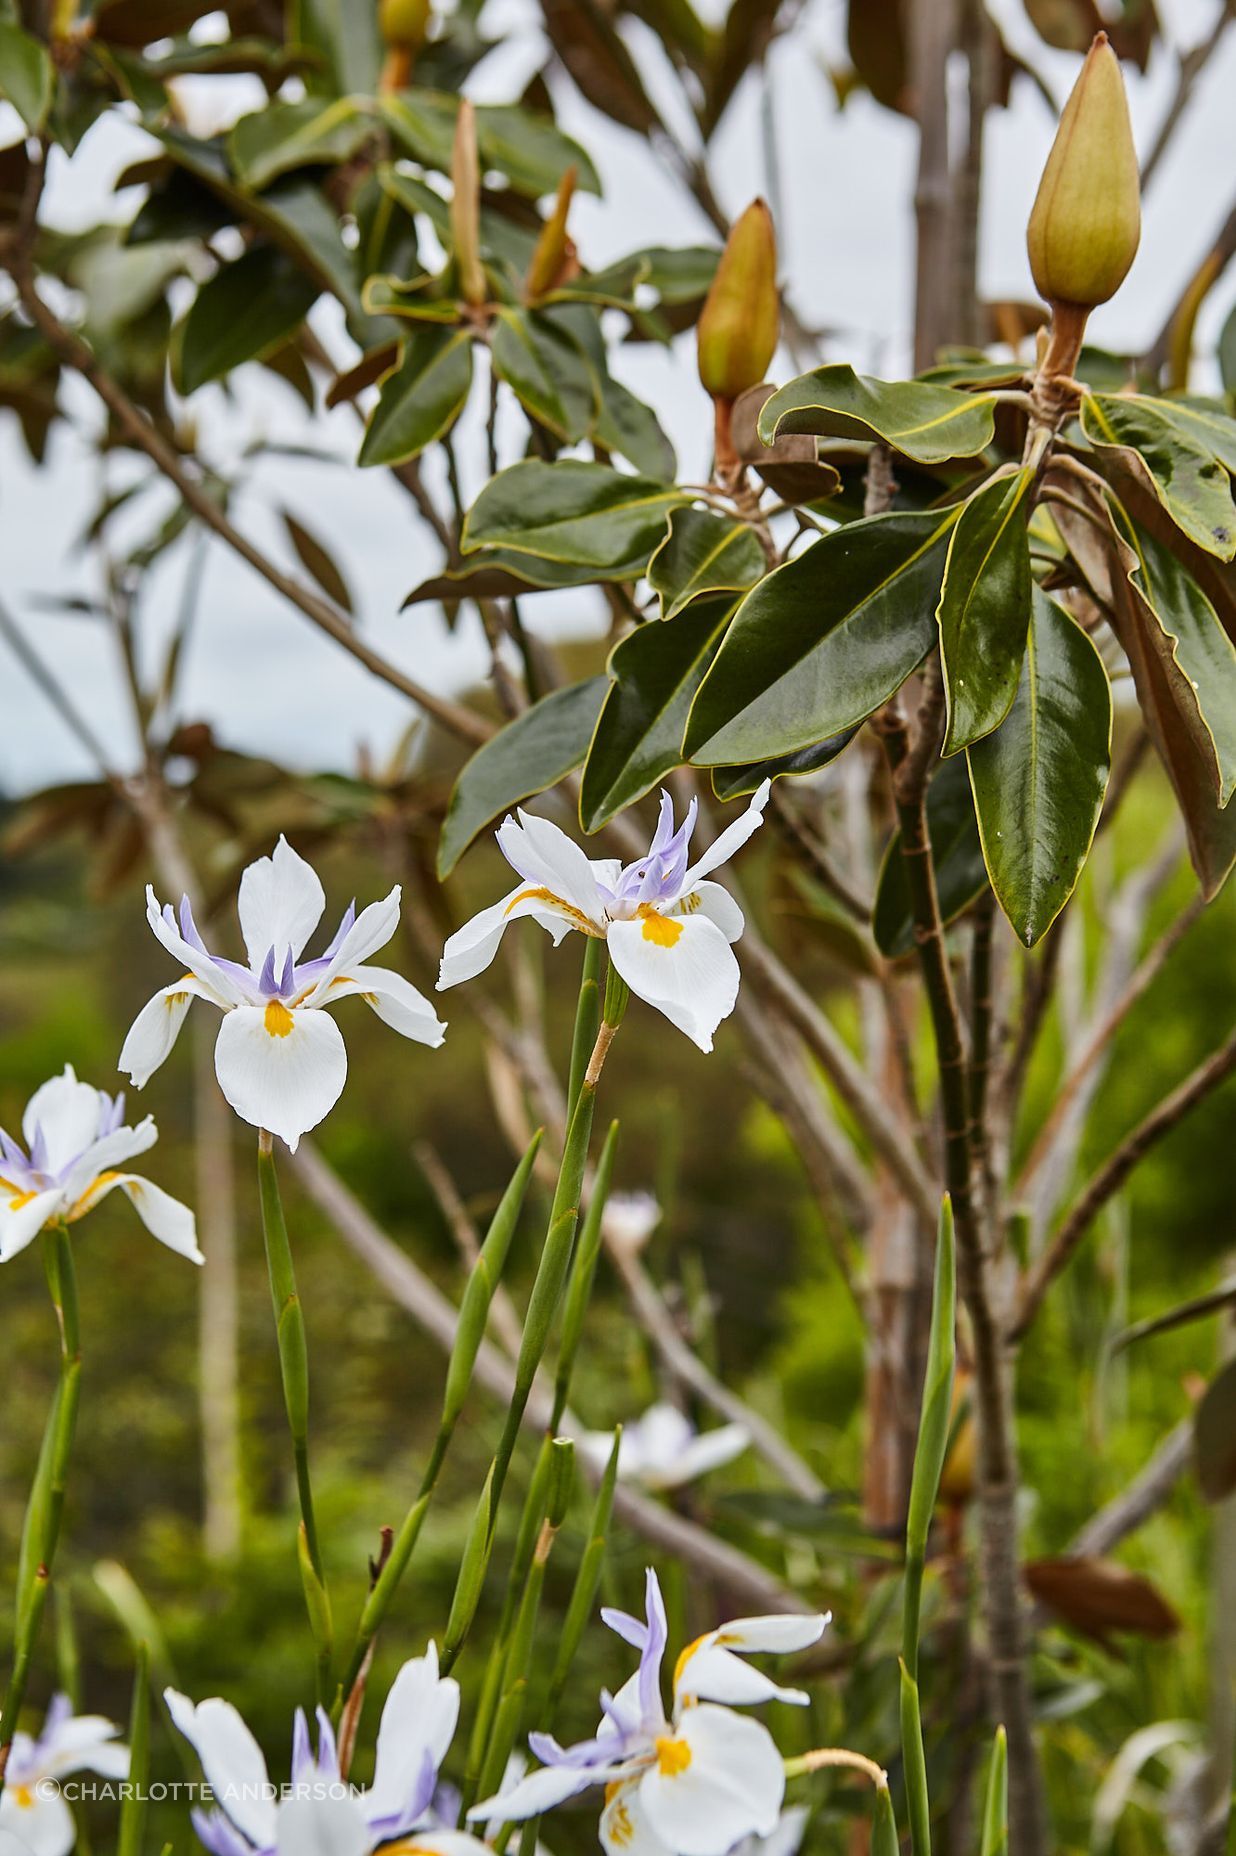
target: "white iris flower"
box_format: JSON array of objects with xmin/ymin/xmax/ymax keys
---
[
  {"xmin": 578, "ymin": 1404, "xmax": 750, "ymax": 1492},
  {"xmin": 0, "ymin": 1694, "xmax": 129, "ymax": 1856}
]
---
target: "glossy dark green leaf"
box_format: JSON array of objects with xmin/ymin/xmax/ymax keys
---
[
  {"xmin": 178, "ymin": 246, "xmax": 318, "ymax": 393},
  {"xmin": 1154, "ymin": 397, "xmax": 1236, "ymax": 475},
  {"xmin": 403, "ymin": 554, "xmax": 618, "ymax": 607},
  {"xmin": 490, "ymin": 307, "xmax": 570, "ymax": 436},
  {"xmin": 873, "ymin": 751, "xmax": 988, "ymax": 958},
  {"xmin": 1131, "ymin": 523, "xmax": 1236, "ymax": 805},
  {"xmin": 710, "ymin": 730, "xmax": 858, "ymax": 800},
  {"xmin": 379, "ymin": 91, "xmax": 599, "ymax": 196},
  {"xmin": 685, "ymin": 507, "xmax": 958, "ymax": 767},
  {"xmin": 540, "ymin": 0, "xmax": 663, "ymax": 135},
  {"xmin": 439, "ymin": 677, "xmax": 608, "ymax": 877},
  {"xmin": 1195, "ymin": 1357, "xmax": 1236, "ymax": 1503},
  {"xmin": 362, "ymin": 275, "xmax": 459, "ymax": 325},
  {"xmin": 228, "ymin": 96, "xmax": 372, "ymax": 192},
  {"xmin": 1082, "ymin": 393, "xmax": 1236, "ymax": 562},
  {"xmin": 647, "ymin": 506, "xmax": 765, "ymax": 620},
  {"xmin": 758, "ymin": 363, "xmax": 997, "ymax": 464},
  {"xmin": 288, "ymin": 0, "xmax": 380, "ymax": 96},
  {"xmin": 938, "ymin": 468, "xmax": 1033, "ymax": 755},
  {"xmin": 580, "ymin": 599, "xmax": 733, "ymax": 832},
  {"xmin": 358, "ymin": 327, "xmax": 473, "ymax": 467},
  {"xmin": 282, "ymin": 512, "xmax": 352, "ymax": 614},
  {"xmin": 968, "ymin": 590, "xmax": 1111, "ymax": 947},
  {"xmin": 538, "ymin": 302, "xmax": 673, "ymax": 474},
  {"xmin": 461, "ymin": 460, "xmax": 684, "ymax": 573},
  {"xmin": 0, "ymin": 21, "xmax": 52, "ymax": 131}
]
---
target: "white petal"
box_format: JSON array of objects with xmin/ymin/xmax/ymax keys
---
[
  {"xmin": 165, "ymin": 1691, "xmax": 276, "ymax": 1850},
  {"xmin": 671, "ymin": 1645, "xmax": 808, "ymax": 1709},
  {"xmin": 40, "ymin": 1715, "xmax": 128, "ymax": 1780},
  {"xmin": 312, "ymin": 966, "xmax": 446, "ymax": 1048},
  {"xmin": 468, "ymin": 1761, "xmax": 606, "ymax": 1823},
  {"xmin": 758, "ymin": 1805, "xmax": 811, "ymax": 1856},
  {"xmin": 69, "ymin": 1172, "xmax": 202, "ymax": 1265},
  {"xmin": 669, "ymin": 882, "xmax": 745, "ymax": 944},
  {"xmin": 238, "ymin": 836, "xmax": 326, "ymax": 969},
  {"xmin": 606, "ymin": 915, "xmax": 741, "ymax": 1053},
  {"xmin": 499, "ymin": 810, "xmax": 605, "ymax": 926},
  {"xmin": 302, "ymin": 890, "xmax": 401, "ymax": 1000},
  {"xmin": 601, "ymin": 1777, "xmax": 675, "ymax": 1856},
  {"xmin": 438, "ymin": 887, "xmax": 586, "ymax": 991},
  {"xmin": 629, "ymin": 1404, "xmax": 694, "ymax": 1471},
  {"xmin": 0, "ymin": 1784, "xmax": 77, "ymax": 1856},
  {"xmin": 370, "ymin": 1645, "xmax": 459, "ymax": 1823},
  {"xmin": 639, "ymin": 1706, "xmax": 784, "ymax": 1856},
  {"xmin": 213, "ymin": 1006, "xmax": 347, "ymax": 1151},
  {"xmin": 61, "ymin": 1119, "xmax": 158, "ymax": 1206},
  {"xmin": 680, "ymin": 782, "xmax": 771, "ymax": 891},
  {"xmin": 275, "ymin": 1794, "xmax": 368, "ymax": 1856},
  {"xmin": 22, "ymin": 1068, "xmax": 101, "ymax": 1175},
  {"xmin": 145, "ymin": 888, "xmax": 245, "ymax": 1007},
  {"xmin": 703, "ymin": 1615, "xmax": 830, "ymax": 1656},
  {"xmin": 0, "ymin": 1187, "xmax": 66, "ymax": 1264},
  {"xmin": 646, "ymin": 1424, "xmax": 750, "ymax": 1491},
  {"xmin": 118, "ymin": 978, "xmax": 220, "ymax": 1090}
]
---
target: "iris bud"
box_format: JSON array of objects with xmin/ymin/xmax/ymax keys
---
[{"xmin": 1027, "ymin": 33, "xmax": 1140, "ymax": 313}]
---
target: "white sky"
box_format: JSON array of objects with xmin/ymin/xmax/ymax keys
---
[{"xmin": 1, "ymin": 0, "xmax": 1233, "ymax": 793}]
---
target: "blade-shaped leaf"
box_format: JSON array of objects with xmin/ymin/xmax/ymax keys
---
[
  {"xmin": 579, "ymin": 598, "xmax": 733, "ymax": 832},
  {"xmin": 648, "ymin": 506, "xmax": 766, "ymax": 620},
  {"xmin": 1195, "ymin": 1357, "xmax": 1236, "ymax": 1502},
  {"xmin": 438, "ymin": 677, "xmax": 608, "ymax": 878},
  {"xmin": 903, "ymin": 1197, "xmax": 956, "ymax": 1677},
  {"xmin": 938, "ymin": 468, "xmax": 1033, "ymax": 755},
  {"xmin": 685, "ymin": 507, "xmax": 958, "ymax": 767},
  {"xmin": 358, "ymin": 327, "xmax": 473, "ymax": 467},
  {"xmin": 227, "ymin": 96, "xmax": 372, "ymax": 192},
  {"xmin": 1082, "ymin": 393, "xmax": 1236, "ymax": 562},
  {"xmin": 403, "ymin": 553, "xmax": 618, "ymax": 607},
  {"xmin": 282, "ymin": 512, "xmax": 352, "ymax": 614},
  {"xmin": 178, "ymin": 245, "xmax": 319, "ymax": 393},
  {"xmin": 0, "ymin": 21, "xmax": 52, "ymax": 132},
  {"xmin": 968, "ymin": 589, "xmax": 1111, "ymax": 946},
  {"xmin": 758, "ymin": 363, "xmax": 998, "ymax": 464},
  {"xmin": 460, "ymin": 460, "xmax": 685, "ymax": 572},
  {"xmin": 980, "ymin": 1729, "xmax": 1008, "ymax": 1856},
  {"xmin": 710, "ymin": 729, "xmax": 858, "ymax": 800},
  {"xmin": 874, "ymin": 751, "xmax": 988, "ymax": 958}
]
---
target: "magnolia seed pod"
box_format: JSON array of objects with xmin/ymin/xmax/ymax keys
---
[
  {"xmin": 1027, "ymin": 33, "xmax": 1140, "ymax": 311},
  {"xmin": 451, "ymin": 98, "xmax": 488, "ymax": 310},
  {"xmin": 379, "ymin": 0, "xmax": 430, "ymax": 51},
  {"xmin": 696, "ymin": 198, "xmax": 779, "ymax": 402}
]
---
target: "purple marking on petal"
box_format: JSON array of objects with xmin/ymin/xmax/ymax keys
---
[
  {"xmin": 179, "ymin": 896, "xmax": 208, "ymax": 953},
  {"xmin": 190, "ymin": 1804, "xmax": 259, "ymax": 1856},
  {"xmin": 495, "ymin": 824, "xmax": 545, "ymax": 886},
  {"xmin": 279, "ymin": 949, "xmax": 295, "ymax": 998},
  {"xmin": 314, "ymin": 1705, "xmax": 339, "ymax": 1780},
  {"xmin": 323, "ymin": 902, "xmax": 356, "ymax": 960},
  {"xmin": 98, "ymin": 1090, "xmax": 126, "ymax": 1138},
  {"xmin": 258, "ymin": 948, "xmax": 281, "ymax": 998},
  {"xmin": 37, "ymin": 1694, "xmax": 73, "ymax": 1758},
  {"xmin": 647, "ymin": 791, "xmax": 677, "ymax": 858},
  {"xmin": 0, "ymin": 1127, "xmax": 34, "ymax": 1187},
  {"xmin": 636, "ymin": 1567, "xmax": 668, "ymax": 1727},
  {"xmin": 290, "ymin": 1708, "xmax": 313, "ymax": 1785},
  {"xmin": 29, "ymin": 1124, "xmax": 50, "ymax": 1178}
]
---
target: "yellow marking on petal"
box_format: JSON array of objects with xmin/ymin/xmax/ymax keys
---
[
  {"xmin": 504, "ymin": 886, "xmax": 601, "ymax": 935},
  {"xmin": 326, "ymin": 975, "xmax": 354, "ymax": 990},
  {"xmin": 606, "ymin": 1792, "xmax": 635, "ymax": 1846},
  {"xmin": 264, "ymin": 999, "xmax": 295, "ymax": 1038},
  {"xmin": 655, "ymin": 1735, "xmax": 692, "ymax": 1778},
  {"xmin": 12, "ymin": 1784, "xmax": 34, "ymax": 1809},
  {"xmin": 5, "ymin": 1187, "xmax": 37, "ymax": 1213},
  {"xmin": 674, "ymin": 1633, "xmax": 709, "ymax": 1694},
  {"xmin": 69, "ymin": 1171, "xmax": 120, "ymax": 1221},
  {"xmin": 675, "ymin": 891, "xmax": 703, "ymax": 915},
  {"xmin": 638, "ymin": 905, "xmax": 682, "ymax": 947}
]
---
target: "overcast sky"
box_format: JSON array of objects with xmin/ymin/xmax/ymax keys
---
[{"xmin": 1, "ymin": 0, "xmax": 1233, "ymax": 795}]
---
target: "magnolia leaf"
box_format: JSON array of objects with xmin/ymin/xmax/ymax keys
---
[
  {"xmin": 1082, "ymin": 393, "xmax": 1236, "ymax": 562},
  {"xmin": 403, "ymin": 554, "xmax": 617, "ymax": 607},
  {"xmin": 358, "ymin": 327, "xmax": 473, "ymax": 467},
  {"xmin": 873, "ymin": 752, "xmax": 988, "ymax": 958},
  {"xmin": 938, "ymin": 468, "xmax": 1033, "ymax": 755},
  {"xmin": 647, "ymin": 506, "xmax": 765, "ymax": 620},
  {"xmin": 0, "ymin": 21, "xmax": 52, "ymax": 131},
  {"xmin": 710, "ymin": 730, "xmax": 858, "ymax": 801},
  {"xmin": 489, "ymin": 307, "xmax": 571, "ymax": 437},
  {"xmin": 1195, "ymin": 1357, "xmax": 1236, "ymax": 1502},
  {"xmin": 1153, "ymin": 397, "xmax": 1236, "ymax": 476},
  {"xmin": 1131, "ymin": 523, "xmax": 1236, "ymax": 806},
  {"xmin": 685, "ymin": 507, "xmax": 958, "ymax": 767},
  {"xmin": 362, "ymin": 276, "xmax": 459, "ymax": 325},
  {"xmin": 968, "ymin": 589, "xmax": 1111, "ymax": 946},
  {"xmin": 289, "ymin": 0, "xmax": 381, "ymax": 95},
  {"xmin": 731, "ymin": 384, "xmax": 842, "ymax": 506},
  {"xmin": 540, "ymin": 0, "xmax": 663, "ymax": 134},
  {"xmin": 282, "ymin": 512, "xmax": 352, "ymax": 614},
  {"xmin": 536, "ymin": 302, "xmax": 674, "ymax": 474},
  {"xmin": 178, "ymin": 246, "xmax": 319, "ymax": 393},
  {"xmin": 438, "ymin": 677, "xmax": 608, "ymax": 878},
  {"xmin": 227, "ymin": 96, "xmax": 372, "ymax": 192},
  {"xmin": 593, "ymin": 373, "xmax": 677, "ymax": 480},
  {"xmin": 380, "ymin": 90, "xmax": 600, "ymax": 196},
  {"xmin": 580, "ymin": 598, "xmax": 733, "ymax": 833},
  {"xmin": 460, "ymin": 460, "xmax": 685, "ymax": 574},
  {"xmin": 758, "ymin": 364, "xmax": 997, "ymax": 464},
  {"xmin": 1023, "ymin": 1556, "xmax": 1181, "ymax": 1644}
]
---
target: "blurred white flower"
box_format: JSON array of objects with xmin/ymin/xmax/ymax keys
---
[
  {"xmin": 731, "ymin": 1804, "xmax": 810, "ymax": 1856},
  {"xmin": 600, "ymin": 1191, "xmax": 661, "ymax": 1254},
  {"xmin": 0, "ymin": 1066, "xmax": 200, "ymax": 1266},
  {"xmin": 578, "ymin": 1404, "xmax": 749, "ymax": 1491},
  {"xmin": 438, "ymin": 785, "xmax": 771, "ymax": 1053},
  {"xmin": 0, "ymin": 1694, "xmax": 129, "ymax": 1856},
  {"xmin": 120, "ymin": 836, "xmax": 445, "ymax": 1151}
]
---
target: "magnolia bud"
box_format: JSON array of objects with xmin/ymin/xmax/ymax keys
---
[
  {"xmin": 1027, "ymin": 33, "xmax": 1140, "ymax": 312},
  {"xmin": 451, "ymin": 99, "xmax": 487, "ymax": 310},
  {"xmin": 696, "ymin": 198, "xmax": 779, "ymax": 402},
  {"xmin": 525, "ymin": 166, "xmax": 579, "ymax": 302},
  {"xmin": 378, "ymin": 0, "xmax": 429, "ymax": 89}
]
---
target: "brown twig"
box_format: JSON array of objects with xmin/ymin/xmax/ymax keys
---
[{"xmin": 1012, "ymin": 1027, "xmax": 1236, "ymax": 1341}]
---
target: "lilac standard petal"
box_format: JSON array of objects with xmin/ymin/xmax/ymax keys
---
[
  {"xmin": 290, "ymin": 1710, "xmax": 313, "ymax": 1786},
  {"xmin": 179, "ymin": 895, "xmax": 209, "ymax": 953},
  {"xmin": 258, "ymin": 948, "xmax": 281, "ymax": 998},
  {"xmin": 323, "ymin": 902, "xmax": 356, "ymax": 960},
  {"xmin": 28, "ymin": 1124, "xmax": 50, "ymax": 1177},
  {"xmin": 601, "ymin": 1608, "xmax": 648, "ymax": 1653},
  {"xmin": 646, "ymin": 791, "xmax": 677, "ymax": 857},
  {"xmin": 314, "ymin": 1707, "xmax": 340, "ymax": 1781},
  {"xmin": 190, "ymin": 1805, "xmax": 259, "ymax": 1856},
  {"xmin": 638, "ymin": 1568, "xmax": 668, "ymax": 1726}
]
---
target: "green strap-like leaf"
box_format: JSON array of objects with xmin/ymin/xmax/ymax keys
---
[
  {"xmin": 580, "ymin": 598, "xmax": 734, "ymax": 832},
  {"xmin": 938, "ymin": 468, "xmax": 1033, "ymax": 756},
  {"xmin": 178, "ymin": 245, "xmax": 319, "ymax": 394},
  {"xmin": 461, "ymin": 459, "xmax": 685, "ymax": 571},
  {"xmin": 1083, "ymin": 393, "xmax": 1236, "ymax": 562},
  {"xmin": 438, "ymin": 677, "xmax": 608, "ymax": 878},
  {"xmin": 968, "ymin": 589, "xmax": 1111, "ymax": 947},
  {"xmin": 979, "ymin": 1728, "xmax": 1008, "ymax": 1856},
  {"xmin": 873, "ymin": 752, "xmax": 988, "ymax": 959},
  {"xmin": 903, "ymin": 1197, "xmax": 957, "ymax": 1670},
  {"xmin": 647, "ymin": 506, "xmax": 765, "ymax": 620},
  {"xmin": 685, "ymin": 507, "xmax": 958, "ymax": 767},
  {"xmin": 758, "ymin": 363, "xmax": 997, "ymax": 464},
  {"xmin": 358, "ymin": 327, "xmax": 473, "ymax": 467}
]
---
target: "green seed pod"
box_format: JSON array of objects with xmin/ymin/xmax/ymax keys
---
[
  {"xmin": 1027, "ymin": 33, "xmax": 1140, "ymax": 311},
  {"xmin": 696, "ymin": 198, "xmax": 779, "ymax": 402}
]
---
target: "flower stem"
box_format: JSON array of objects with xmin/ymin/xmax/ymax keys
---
[
  {"xmin": 0, "ymin": 1223, "xmax": 82, "ymax": 1793},
  {"xmin": 785, "ymin": 1747, "xmax": 889, "ymax": 1787},
  {"xmin": 256, "ymin": 1132, "xmax": 333, "ymax": 1703}
]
